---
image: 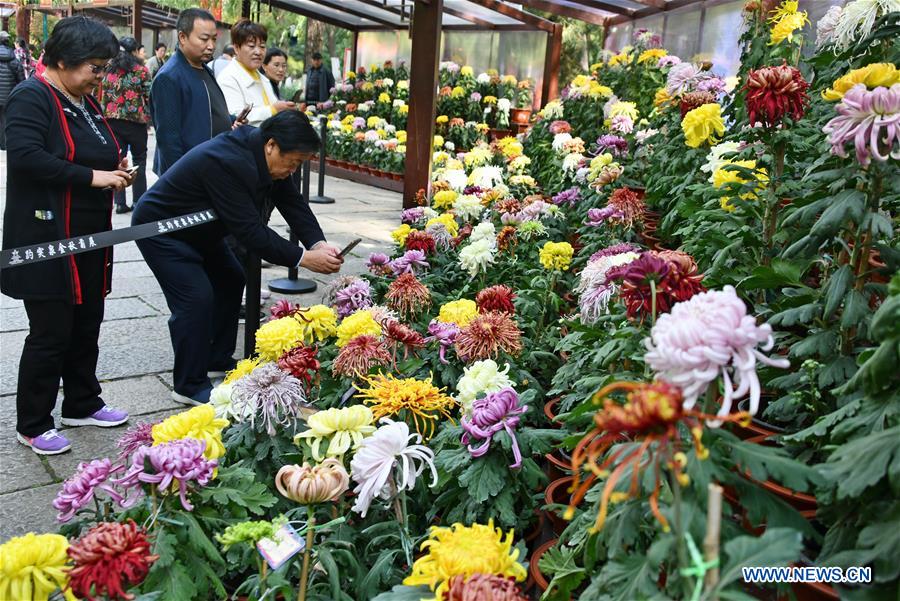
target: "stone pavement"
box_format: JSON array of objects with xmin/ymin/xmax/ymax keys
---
[{"xmin": 0, "ymin": 132, "xmax": 399, "ymax": 540}]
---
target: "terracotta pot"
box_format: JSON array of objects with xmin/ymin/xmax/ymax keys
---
[
  {"xmin": 523, "ymin": 510, "xmax": 545, "ymax": 546},
  {"xmin": 489, "ymin": 128, "xmax": 514, "ymax": 141},
  {"xmin": 543, "ymin": 397, "xmax": 562, "ymax": 428},
  {"xmin": 510, "ymin": 107, "xmax": 532, "ymax": 125},
  {"xmin": 544, "ymin": 476, "xmax": 575, "ymax": 534},
  {"xmin": 391, "ymin": 172, "xmax": 403, "ymax": 181},
  {"xmin": 527, "ymin": 538, "xmax": 558, "ymax": 594},
  {"xmin": 544, "ymin": 450, "xmax": 573, "ymax": 481},
  {"xmin": 347, "ymin": 163, "xmax": 359, "ymax": 172}
]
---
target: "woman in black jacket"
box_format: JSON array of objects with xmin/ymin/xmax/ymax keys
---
[
  {"xmin": 1, "ymin": 17, "xmax": 134, "ymax": 455},
  {"xmin": 133, "ymin": 110, "xmax": 343, "ymax": 406}
]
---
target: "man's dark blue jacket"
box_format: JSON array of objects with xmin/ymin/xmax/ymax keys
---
[
  {"xmin": 150, "ymin": 49, "xmax": 224, "ymax": 175},
  {"xmin": 133, "ymin": 126, "xmax": 325, "ymax": 267}
]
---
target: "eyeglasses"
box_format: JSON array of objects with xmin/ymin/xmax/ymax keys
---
[{"xmin": 86, "ymin": 61, "xmax": 112, "ymax": 75}]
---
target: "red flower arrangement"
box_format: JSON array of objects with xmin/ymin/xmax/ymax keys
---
[
  {"xmin": 332, "ymin": 335, "xmax": 391, "ymax": 378},
  {"xmin": 742, "ymin": 63, "xmax": 810, "ymax": 127},
  {"xmin": 476, "ymin": 285, "xmax": 517, "ymax": 315},
  {"xmin": 382, "ymin": 319, "xmax": 426, "ymax": 361},
  {"xmin": 446, "ymin": 573, "xmax": 528, "ymax": 600},
  {"xmin": 67, "ymin": 520, "xmax": 158, "ymax": 601}
]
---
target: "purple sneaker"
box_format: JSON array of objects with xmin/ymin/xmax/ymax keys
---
[
  {"xmin": 16, "ymin": 429, "xmax": 72, "ymax": 455},
  {"xmin": 60, "ymin": 406, "xmax": 129, "ymax": 428}
]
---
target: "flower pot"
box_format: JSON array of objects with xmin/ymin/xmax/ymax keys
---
[
  {"xmin": 510, "ymin": 107, "xmax": 532, "ymax": 126},
  {"xmin": 544, "ymin": 476, "xmax": 575, "ymax": 535},
  {"xmin": 544, "ymin": 450, "xmax": 572, "ymax": 481},
  {"xmin": 543, "ymin": 397, "xmax": 563, "ymax": 428},
  {"xmin": 527, "ymin": 538, "xmax": 558, "ymax": 594},
  {"xmin": 728, "ymin": 397, "xmax": 787, "ymax": 445},
  {"xmin": 391, "ymin": 172, "xmax": 403, "ymax": 181},
  {"xmin": 489, "ymin": 128, "xmax": 514, "ymax": 141},
  {"xmin": 523, "ymin": 510, "xmax": 545, "ymax": 546},
  {"xmin": 347, "ymin": 163, "xmax": 360, "ymax": 172},
  {"xmin": 789, "ymin": 580, "xmax": 841, "ymax": 601}
]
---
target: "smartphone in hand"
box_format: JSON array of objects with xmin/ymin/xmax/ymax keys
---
[
  {"xmin": 338, "ymin": 238, "xmax": 362, "ymax": 258},
  {"xmin": 236, "ymin": 104, "xmax": 253, "ymax": 122}
]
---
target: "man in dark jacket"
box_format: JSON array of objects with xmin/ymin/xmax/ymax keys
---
[
  {"xmin": 303, "ymin": 51, "xmax": 334, "ymax": 107},
  {"xmin": 0, "ymin": 31, "xmax": 26, "ymax": 150},
  {"xmin": 133, "ymin": 111, "xmax": 343, "ymax": 406},
  {"xmin": 150, "ymin": 9, "xmax": 235, "ymax": 175}
]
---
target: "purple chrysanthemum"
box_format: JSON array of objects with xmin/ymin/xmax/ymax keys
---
[
  {"xmin": 590, "ymin": 243, "xmax": 639, "ymax": 261},
  {"xmin": 823, "ymin": 83, "xmax": 900, "ymax": 167},
  {"xmin": 53, "ymin": 459, "xmax": 126, "ymax": 523},
  {"xmin": 594, "ymin": 134, "xmax": 629, "ymax": 157},
  {"xmin": 551, "ymin": 187, "xmax": 581, "ymax": 206},
  {"xmin": 334, "ymin": 279, "xmax": 374, "ymax": 318},
  {"xmin": 585, "ymin": 206, "xmax": 623, "ymax": 227},
  {"xmin": 401, "ymin": 207, "xmax": 426, "ymax": 224},
  {"xmin": 388, "ymin": 249, "xmax": 430, "ymax": 276},
  {"xmin": 232, "ymin": 363, "xmax": 309, "ymax": 435},
  {"xmin": 425, "ymin": 320, "xmax": 460, "ymax": 364},
  {"xmin": 367, "ymin": 252, "xmax": 392, "ymax": 276},
  {"xmin": 658, "ymin": 55, "xmax": 682, "ymax": 69},
  {"xmin": 115, "ymin": 421, "xmax": 156, "ymax": 462},
  {"xmin": 460, "ymin": 388, "xmax": 528, "ymax": 469},
  {"xmin": 114, "ymin": 440, "xmax": 216, "ymax": 512}
]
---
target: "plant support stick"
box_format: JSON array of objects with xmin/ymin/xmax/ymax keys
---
[
  {"xmin": 703, "ymin": 483, "xmax": 723, "ymax": 599},
  {"xmin": 298, "ymin": 506, "xmax": 315, "ymax": 601}
]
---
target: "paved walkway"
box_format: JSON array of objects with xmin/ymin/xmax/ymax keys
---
[{"xmin": 0, "ymin": 133, "xmax": 399, "ymax": 539}]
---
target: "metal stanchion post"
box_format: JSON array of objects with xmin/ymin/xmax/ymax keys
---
[
  {"xmin": 243, "ymin": 251, "xmax": 261, "ymax": 358},
  {"xmin": 309, "ymin": 116, "xmax": 335, "ymax": 204},
  {"xmin": 267, "ymin": 160, "xmax": 318, "ymax": 295}
]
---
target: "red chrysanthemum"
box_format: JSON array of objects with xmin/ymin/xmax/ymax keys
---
[
  {"xmin": 493, "ymin": 198, "xmax": 522, "ymax": 215},
  {"xmin": 496, "ymin": 226, "xmax": 518, "ymax": 252},
  {"xmin": 454, "ymin": 312, "xmax": 523, "ymax": 362},
  {"xmin": 277, "ymin": 345, "xmax": 320, "ymax": 390},
  {"xmin": 680, "ymin": 90, "xmax": 717, "ymax": 118},
  {"xmin": 270, "ymin": 299, "xmax": 301, "ymax": 320},
  {"xmin": 452, "ymin": 223, "xmax": 473, "ymax": 248},
  {"xmin": 446, "ymin": 573, "xmax": 528, "ymax": 601},
  {"xmin": 742, "ymin": 63, "xmax": 810, "ymax": 128},
  {"xmin": 67, "ymin": 520, "xmax": 158, "ymax": 601},
  {"xmin": 405, "ymin": 230, "xmax": 437, "ymax": 255},
  {"xmin": 606, "ymin": 251, "xmax": 705, "ymax": 320},
  {"xmin": 476, "ymin": 285, "xmax": 517, "ymax": 315},
  {"xmin": 607, "ymin": 187, "xmax": 646, "ymax": 227},
  {"xmin": 382, "ymin": 319, "xmax": 426, "ymax": 361},
  {"xmin": 385, "ymin": 272, "xmax": 432, "ymax": 318},
  {"xmin": 332, "ymin": 335, "xmax": 391, "ymax": 378}
]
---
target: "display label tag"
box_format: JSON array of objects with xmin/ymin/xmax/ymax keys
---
[{"xmin": 257, "ymin": 524, "xmax": 305, "ymax": 570}]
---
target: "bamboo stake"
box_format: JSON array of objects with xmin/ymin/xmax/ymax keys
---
[{"xmin": 704, "ymin": 483, "xmax": 723, "ymax": 599}]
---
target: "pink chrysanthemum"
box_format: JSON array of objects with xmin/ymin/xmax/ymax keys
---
[
  {"xmin": 823, "ymin": 83, "xmax": 900, "ymax": 166},
  {"xmin": 53, "ymin": 459, "xmax": 126, "ymax": 523}
]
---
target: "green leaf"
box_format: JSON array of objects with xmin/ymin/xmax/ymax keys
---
[
  {"xmin": 810, "ymin": 189, "xmax": 866, "ymax": 241},
  {"xmin": 314, "ymin": 545, "xmax": 343, "ymax": 600},
  {"xmin": 715, "ymin": 528, "xmax": 803, "ymax": 591},
  {"xmin": 371, "ymin": 584, "xmax": 432, "ymax": 601},
  {"xmin": 824, "ymin": 265, "xmax": 853, "ymax": 319},
  {"xmin": 359, "ymin": 550, "xmax": 400, "ymax": 598},
  {"xmin": 723, "ymin": 432, "xmax": 821, "ymax": 491},
  {"xmin": 538, "ymin": 544, "xmax": 586, "ymax": 600},
  {"xmin": 817, "ymin": 425, "xmax": 900, "ymax": 500},
  {"xmin": 458, "ymin": 454, "xmax": 506, "ymax": 503}
]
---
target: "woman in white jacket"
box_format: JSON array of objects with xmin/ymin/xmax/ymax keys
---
[{"xmin": 217, "ymin": 19, "xmax": 294, "ymax": 127}]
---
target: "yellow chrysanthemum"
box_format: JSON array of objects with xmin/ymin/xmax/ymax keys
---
[
  {"xmin": 335, "ymin": 310, "xmax": 382, "ymax": 348},
  {"xmin": 391, "ymin": 223, "xmax": 413, "ymax": 246},
  {"xmin": 152, "ymin": 404, "xmax": 228, "ymax": 460},
  {"xmin": 224, "ymin": 356, "xmax": 262, "ymax": 384},
  {"xmin": 483, "ymin": 95, "xmax": 498, "ymax": 104},
  {"xmin": 255, "ymin": 316, "xmax": 305, "ymax": 361},
  {"xmin": 712, "ymin": 160, "xmax": 769, "ymax": 212},
  {"xmin": 451, "ymin": 86, "xmax": 466, "ymax": 98},
  {"xmin": 433, "ymin": 135, "xmax": 445, "ymax": 148},
  {"xmin": 638, "ymin": 48, "xmax": 668, "ymax": 64},
  {"xmin": 654, "ymin": 87, "xmax": 672, "ymax": 107},
  {"xmin": 495, "ymin": 136, "xmax": 524, "ymax": 158},
  {"xmin": 769, "ymin": 10, "xmax": 808, "ymax": 45},
  {"xmin": 433, "ymin": 189, "xmax": 458, "ymax": 211},
  {"xmin": 460, "ymin": 65, "xmax": 474, "ymax": 77},
  {"xmin": 399, "ymin": 105, "xmax": 409, "ymax": 115},
  {"xmin": 608, "ymin": 52, "xmax": 631, "ymax": 67},
  {"xmin": 822, "ymin": 63, "xmax": 900, "ymax": 101},
  {"xmin": 378, "ymin": 92, "xmax": 390, "ymax": 103},
  {"xmin": 768, "ymin": 0, "xmax": 799, "ymax": 22},
  {"xmin": 359, "ymin": 373, "xmax": 456, "ymax": 439},
  {"xmin": 608, "ymin": 100, "xmax": 639, "ymax": 121},
  {"xmin": 436, "ymin": 115, "xmax": 450, "ymax": 124},
  {"xmin": 539, "ymin": 241, "xmax": 574, "ymax": 271},
  {"xmin": 426, "ymin": 213, "xmax": 459, "ymax": 238},
  {"xmin": 295, "ymin": 304, "xmax": 338, "ymax": 343},
  {"xmin": 588, "ymin": 81, "xmax": 613, "ymax": 98},
  {"xmin": 437, "ymin": 299, "xmax": 478, "ymax": 327},
  {"xmin": 294, "ymin": 405, "xmax": 376, "ymax": 460},
  {"xmin": 366, "ymin": 116, "xmax": 380, "ymax": 128},
  {"xmin": 0, "ymin": 533, "xmax": 75, "ymax": 601},
  {"xmin": 397, "ymin": 130, "xmax": 408, "ymax": 144},
  {"xmin": 681, "ymin": 103, "xmax": 725, "ymax": 148},
  {"xmin": 403, "ymin": 520, "xmax": 526, "ymax": 600}
]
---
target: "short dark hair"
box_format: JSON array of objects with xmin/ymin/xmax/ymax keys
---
[
  {"xmin": 42, "ymin": 16, "xmax": 119, "ymax": 69},
  {"xmin": 176, "ymin": 8, "xmax": 215, "ymax": 37},
  {"xmin": 260, "ymin": 110, "xmax": 319, "ymax": 154},
  {"xmin": 264, "ymin": 47, "xmax": 287, "ymax": 64},
  {"xmin": 155, "ymin": 42, "xmax": 167, "ymax": 51},
  {"xmin": 311, "ymin": 51, "xmax": 322, "ymax": 60},
  {"xmin": 231, "ymin": 19, "xmax": 267, "ymax": 47},
  {"xmin": 222, "ymin": 44, "xmax": 235, "ymax": 57}
]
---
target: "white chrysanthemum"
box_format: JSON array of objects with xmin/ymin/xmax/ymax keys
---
[
  {"xmin": 562, "ymin": 152, "xmax": 585, "ymax": 173},
  {"xmin": 575, "ymin": 251, "xmax": 641, "ymax": 294},
  {"xmin": 467, "ymin": 166, "xmax": 505, "ymax": 189},
  {"xmin": 382, "ymin": 77, "xmax": 394, "ymax": 88},
  {"xmin": 455, "ymin": 359, "xmax": 514, "ymax": 411},
  {"xmin": 210, "ymin": 382, "xmax": 254, "ymax": 421},
  {"xmin": 422, "ymin": 207, "xmax": 439, "ymax": 220},
  {"xmin": 507, "ymin": 155, "xmax": 531, "ymax": 174},
  {"xmin": 831, "ymin": 0, "xmax": 900, "ymax": 50},
  {"xmin": 440, "ymin": 168, "xmax": 469, "ymax": 192},
  {"xmin": 453, "ymin": 194, "xmax": 485, "ymax": 222},
  {"xmin": 469, "ymin": 221, "xmax": 497, "ymax": 244},
  {"xmin": 701, "ymin": 141, "xmax": 742, "ymax": 183},
  {"xmin": 458, "ymin": 238, "xmax": 497, "ymax": 277},
  {"xmin": 497, "ymin": 98, "xmax": 511, "ymax": 113},
  {"xmin": 816, "ymin": 5, "xmax": 843, "ymax": 48},
  {"xmin": 540, "ymin": 100, "xmax": 564, "ymax": 119},
  {"xmin": 349, "ymin": 419, "xmax": 437, "ymax": 517},
  {"xmin": 634, "ymin": 128, "xmax": 659, "ymax": 144},
  {"xmin": 477, "ymin": 72, "xmax": 491, "ymax": 84},
  {"xmin": 393, "ymin": 99, "xmax": 405, "ymax": 107},
  {"xmin": 552, "ymin": 132, "xmax": 573, "ymax": 153}
]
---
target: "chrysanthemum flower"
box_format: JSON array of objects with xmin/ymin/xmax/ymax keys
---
[
  {"xmin": 539, "ymin": 241, "xmax": 574, "ymax": 271},
  {"xmin": 391, "ymin": 224, "xmax": 413, "ymax": 246},
  {"xmin": 607, "ymin": 187, "xmax": 646, "ymax": 227},
  {"xmin": 461, "ymin": 387, "xmax": 528, "ymax": 468},
  {"xmin": 446, "ymin": 574, "xmax": 528, "ymax": 601},
  {"xmin": 816, "ymin": 5, "xmax": 843, "ymax": 48},
  {"xmin": 679, "ymin": 90, "xmax": 717, "ymax": 117},
  {"xmin": 637, "ymin": 48, "xmax": 668, "ymax": 64},
  {"xmin": 115, "ymin": 421, "xmax": 156, "ymax": 462},
  {"xmin": 405, "ymin": 230, "xmax": 437, "ymax": 255},
  {"xmin": 389, "ymin": 249, "xmax": 431, "ymax": 276},
  {"xmin": 701, "ymin": 141, "xmax": 743, "ymax": 183},
  {"xmin": 607, "ymin": 251, "xmax": 706, "ymax": 320},
  {"xmin": 278, "ymin": 345, "xmax": 320, "ymax": 391},
  {"xmin": 225, "ymin": 356, "xmax": 263, "ymax": 384},
  {"xmin": 666, "ymin": 62, "xmax": 705, "ymax": 96},
  {"xmin": 385, "ymin": 273, "xmax": 432, "ymax": 318},
  {"xmin": 275, "ymin": 459, "xmax": 349, "ymax": 505},
  {"xmin": 682, "ymin": 103, "xmax": 725, "ymax": 147},
  {"xmin": 822, "ymin": 63, "xmax": 899, "ymax": 101},
  {"xmin": 496, "ymin": 225, "xmax": 518, "ymax": 252},
  {"xmin": 349, "ymin": 418, "xmax": 437, "ymax": 517},
  {"xmin": 255, "ymin": 316, "xmax": 305, "ymax": 361},
  {"xmin": 294, "ymin": 304, "xmax": 339, "ymax": 343},
  {"xmin": 0, "ymin": 533, "xmax": 75, "ymax": 601},
  {"xmin": 359, "ymin": 374, "xmax": 457, "ymax": 439},
  {"xmin": 294, "ymin": 405, "xmax": 376, "ymax": 461},
  {"xmin": 336, "ymin": 310, "xmax": 383, "ymax": 347},
  {"xmin": 53, "ymin": 459, "xmax": 126, "ymax": 523},
  {"xmin": 403, "ymin": 520, "xmax": 527, "ymax": 599},
  {"xmin": 828, "ymin": 0, "xmax": 899, "ymax": 51},
  {"xmin": 644, "ymin": 285, "xmax": 790, "ymax": 424},
  {"xmin": 115, "ymin": 439, "xmax": 217, "ymax": 511},
  {"xmin": 454, "ymin": 312, "xmax": 523, "ymax": 362},
  {"xmin": 458, "ymin": 238, "xmax": 497, "ymax": 277},
  {"xmin": 270, "ymin": 299, "xmax": 300, "ymax": 320},
  {"xmin": 426, "ymin": 213, "xmax": 460, "ymax": 238},
  {"xmin": 713, "ymin": 159, "xmax": 769, "ymax": 211},
  {"xmin": 455, "ymin": 359, "xmax": 514, "ymax": 412},
  {"xmin": 382, "ymin": 319, "xmax": 427, "ymax": 361},
  {"xmin": 232, "ymin": 363, "xmax": 309, "ymax": 435},
  {"xmin": 67, "ymin": 520, "xmax": 157, "ymax": 601},
  {"xmin": 476, "ymin": 285, "xmax": 516, "ymax": 315},
  {"xmin": 576, "ymin": 250, "xmax": 641, "ymax": 325},
  {"xmin": 426, "ymin": 320, "xmax": 461, "ymax": 365},
  {"xmin": 823, "ymin": 83, "xmax": 900, "ymax": 166},
  {"xmin": 743, "ymin": 64, "xmax": 810, "ymax": 127},
  {"xmin": 152, "ymin": 404, "xmax": 228, "ymax": 460},
  {"xmin": 437, "ymin": 299, "xmax": 479, "ymax": 327},
  {"xmin": 332, "ymin": 334, "xmax": 392, "ymax": 378},
  {"xmin": 367, "ymin": 252, "xmax": 393, "ymax": 276},
  {"xmin": 767, "ymin": 1, "xmax": 808, "ymax": 45},
  {"xmin": 333, "ymin": 279, "xmax": 374, "ymax": 319}
]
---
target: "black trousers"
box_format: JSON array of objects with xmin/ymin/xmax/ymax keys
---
[
  {"xmin": 136, "ymin": 233, "xmax": 244, "ymax": 396},
  {"xmin": 109, "ymin": 119, "xmax": 148, "ymax": 207},
  {"xmin": 16, "ymin": 249, "xmax": 106, "ymax": 436},
  {"xmin": 0, "ymin": 105, "xmax": 6, "ymax": 151}
]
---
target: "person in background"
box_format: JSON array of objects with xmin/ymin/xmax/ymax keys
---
[
  {"xmin": 217, "ymin": 20, "xmax": 294, "ymax": 127},
  {"xmin": 0, "ymin": 31, "xmax": 25, "ymax": 150},
  {"xmin": 136, "ymin": 44, "xmax": 146, "ymax": 62},
  {"xmin": 146, "ymin": 42, "xmax": 166, "ymax": 77},
  {"xmin": 133, "ymin": 111, "xmax": 342, "ymax": 405},
  {"xmin": 15, "ymin": 38, "xmax": 36, "ymax": 78},
  {"xmin": 262, "ymin": 47, "xmax": 287, "ymax": 101},
  {"xmin": 303, "ymin": 51, "xmax": 334, "ymax": 107},
  {"xmin": 211, "ymin": 44, "xmax": 234, "ymax": 77},
  {"xmin": 100, "ymin": 36, "xmax": 151, "ymax": 213},
  {"xmin": 2, "ymin": 16, "xmax": 133, "ymax": 455},
  {"xmin": 150, "ymin": 8, "xmax": 236, "ymax": 175}
]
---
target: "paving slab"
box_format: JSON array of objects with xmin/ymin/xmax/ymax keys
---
[
  {"xmin": 0, "ymin": 296, "xmax": 160, "ymax": 333},
  {"xmin": 0, "ymin": 433, "xmax": 55, "ymax": 494},
  {"xmin": 0, "ymin": 483, "xmax": 62, "ymax": 540}
]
